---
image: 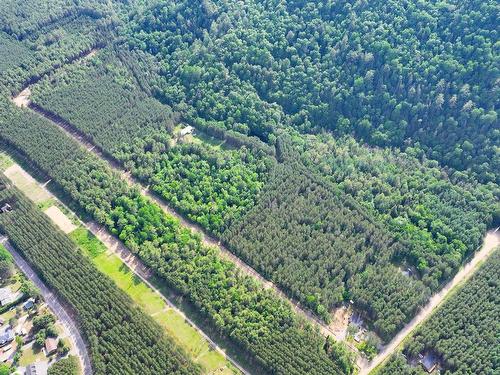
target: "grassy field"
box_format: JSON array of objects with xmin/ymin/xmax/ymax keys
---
[
  {"xmin": 70, "ymin": 227, "xmax": 237, "ymax": 374},
  {"xmin": 18, "ymin": 344, "xmax": 46, "ymax": 366}
]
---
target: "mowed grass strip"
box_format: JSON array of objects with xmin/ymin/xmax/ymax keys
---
[{"xmin": 70, "ymin": 227, "xmax": 236, "ymax": 374}]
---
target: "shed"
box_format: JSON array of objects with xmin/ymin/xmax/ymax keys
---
[
  {"xmin": 420, "ymin": 352, "xmax": 439, "ymax": 373},
  {"xmin": 179, "ymin": 125, "xmax": 195, "ymax": 137},
  {"xmin": 45, "ymin": 338, "xmax": 58, "ymax": 356}
]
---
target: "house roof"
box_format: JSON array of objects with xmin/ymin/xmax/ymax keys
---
[
  {"xmin": 45, "ymin": 338, "xmax": 58, "ymax": 354},
  {"xmin": 23, "ymin": 299, "xmax": 35, "ymax": 310},
  {"xmin": 180, "ymin": 125, "xmax": 195, "ymax": 136},
  {"xmin": 0, "ymin": 287, "xmax": 14, "ymax": 305},
  {"xmin": 421, "ymin": 352, "xmax": 439, "ymax": 372},
  {"xmin": 0, "ymin": 326, "xmax": 13, "ymax": 345}
]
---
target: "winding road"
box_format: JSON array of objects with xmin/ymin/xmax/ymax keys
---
[
  {"xmin": 359, "ymin": 228, "xmax": 500, "ymax": 374},
  {"xmin": 0, "ymin": 239, "xmax": 92, "ymax": 375}
]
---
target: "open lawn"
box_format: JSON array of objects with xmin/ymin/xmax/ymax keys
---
[
  {"xmin": 0, "ymin": 153, "xmax": 13, "ymax": 171},
  {"xmin": 71, "ymin": 227, "xmax": 237, "ymax": 374},
  {"xmin": 44, "ymin": 206, "xmax": 77, "ymax": 234},
  {"xmin": 18, "ymin": 344, "xmax": 46, "ymax": 366}
]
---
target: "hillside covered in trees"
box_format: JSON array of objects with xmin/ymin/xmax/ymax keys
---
[{"xmin": 128, "ymin": 0, "xmax": 499, "ymax": 183}]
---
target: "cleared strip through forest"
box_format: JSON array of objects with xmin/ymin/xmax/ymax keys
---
[
  {"xmin": 19, "ymin": 96, "xmax": 346, "ymax": 341},
  {"xmin": 361, "ymin": 228, "xmax": 500, "ymax": 375},
  {"xmin": 2, "ymin": 154, "xmax": 249, "ymax": 375}
]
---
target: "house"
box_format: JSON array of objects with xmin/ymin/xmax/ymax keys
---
[
  {"xmin": 179, "ymin": 125, "xmax": 195, "ymax": 137},
  {"xmin": 420, "ymin": 352, "xmax": 439, "ymax": 373},
  {"xmin": 0, "ymin": 326, "xmax": 14, "ymax": 347},
  {"xmin": 23, "ymin": 298, "xmax": 35, "ymax": 311},
  {"xmin": 0, "ymin": 203, "xmax": 12, "ymax": 214},
  {"xmin": 0, "ymin": 287, "xmax": 14, "ymax": 306},
  {"xmin": 349, "ymin": 312, "xmax": 364, "ymax": 327},
  {"xmin": 45, "ymin": 338, "xmax": 58, "ymax": 356},
  {"xmin": 26, "ymin": 361, "xmax": 49, "ymax": 375}
]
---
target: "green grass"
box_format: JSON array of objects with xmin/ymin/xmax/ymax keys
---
[
  {"xmin": 0, "ymin": 153, "xmax": 14, "ymax": 172},
  {"xmin": 19, "ymin": 345, "xmax": 45, "ymax": 366},
  {"xmin": 70, "ymin": 227, "xmax": 106, "ymax": 258},
  {"xmin": 72, "ymin": 226, "xmax": 236, "ymax": 374},
  {"xmin": 38, "ymin": 198, "xmax": 55, "ymax": 211}
]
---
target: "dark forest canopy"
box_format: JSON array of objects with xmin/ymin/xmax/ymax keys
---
[
  {"xmin": 0, "ymin": 0, "xmax": 498, "ymax": 371},
  {"xmin": 128, "ymin": 0, "xmax": 499, "ymax": 183}
]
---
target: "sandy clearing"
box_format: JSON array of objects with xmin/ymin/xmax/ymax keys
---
[
  {"xmin": 44, "ymin": 205, "xmax": 77, "ymax": 234},
  {"xmin": 4, "ymin": 164, "xmax": 51, "ymax": 203}
]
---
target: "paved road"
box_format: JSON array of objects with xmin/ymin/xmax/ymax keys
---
[
  {"xmin": 359, "ymin": 228, "xmax": 500, "ymax": 374},
  {"xmin": 1, "ymin": 239, "xmax": 92, "ymax": 375}
]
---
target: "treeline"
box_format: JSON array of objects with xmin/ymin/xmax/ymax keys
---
[
  {"xmin": 47, "ymin": 356, "xmax": 79, "ymax": 375},
  {"xmin": 0, "ymin": 15, "xmax": 110, "ymax": 93},
  {"xmin": 31, "ymin": 48, "xmax": 273, "ymax": 235},
  {"xmin": 128, "ymin": 0, "xmax": 499, "ymax": 182},
  {"xmin": 0, "ymin": 179, "xmax": 199, "ymax": 375},
  {"xmin": 223, "ymin": 157, "xmax": 430, "ymax": 338},
  {"xmin": 300, "ymin": 134, "xmax": 498, "ymax": 291},
  {"xmin": 0, "ymin": 0, "xmax": 120, "ymax": 39},
  {"xmin": 0, "ymin": 103, "xmax": 351, "ymax": 374},
  {"xmin": 379, "ymin": 249, "xmax": 500, "ymax": 375}
]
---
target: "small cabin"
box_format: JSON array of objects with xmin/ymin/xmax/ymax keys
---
[
  {"xmin": 179, "ymin": 125, "xmax": 195, "ymax": 137},
  {"xmin": 420, "ymin": 352, "xmax": 439, "ymax": 373}
]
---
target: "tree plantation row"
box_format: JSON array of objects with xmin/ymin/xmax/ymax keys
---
[
  {"xmin": 29, "ymin": 46, "xmax": 497, "ymax": 339},
  {"xmin": 0, "ymin": 180, "xmax": 199, "ymax": 375},
  {"xmin": 379, "ymin": 248, "xmax": 500, "ymax": 375},
  {"xmin": 0, "ymin": 102, "xmax": 351, "ymax": 374}
]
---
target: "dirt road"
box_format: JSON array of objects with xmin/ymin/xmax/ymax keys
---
[
  {"xmin": 1, "ymin": 239, "xmax": 92, "ymax": 375},
  {"xmin": 12, "ymin": 88, "xmax": 343, "ymax": 342},
  {"xmin": 85, "ymin": 222, "xmax": 250, "ymax": 375},
  {"xmin": 360, "ymin": 228, "xmax": 500, "ymax": 374}
]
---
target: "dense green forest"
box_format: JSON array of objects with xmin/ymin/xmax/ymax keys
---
[
  {"xmin": 0, "ymin": 102, "xmax": 351, "ymax": 374},
  {"xmin": 223, "ymin": 155, "xmax": 430, "ymax": 337},
  {"xmin": 0, "ymin": 179, "xmax": 199, "ymax": 375},
  {"xmin": 31, "ymin": 48, "xmax": 274, "ymax": 235},
  {"xmin": 127, "ymin": 0, "xmax": 499, "ymax": 183},
  {"xmin": 379, "ymin": 249, "xmax": 500, "ymax": 375},
  {"xmin": 300, "ymin": 134, "xmax": 497, "ymax": 288},
  {"xmin": 47, "ymin": 356, "xmax": 80, "ymax": 375},
  {"xmin": 0, "ymin": 14, "xmax": 110, "ymax": 93},
  {"xmin": 0, "ymin": 0, "xmax": 498, "ymax": 371},
  {"xmin": 28, "ymin": 19, "xmax": 498, "ymax": 340}
]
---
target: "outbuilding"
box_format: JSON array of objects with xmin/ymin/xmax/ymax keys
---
[{"xmin": 45, "ymin": 338, "xmax": 58, "ymax": 356}]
